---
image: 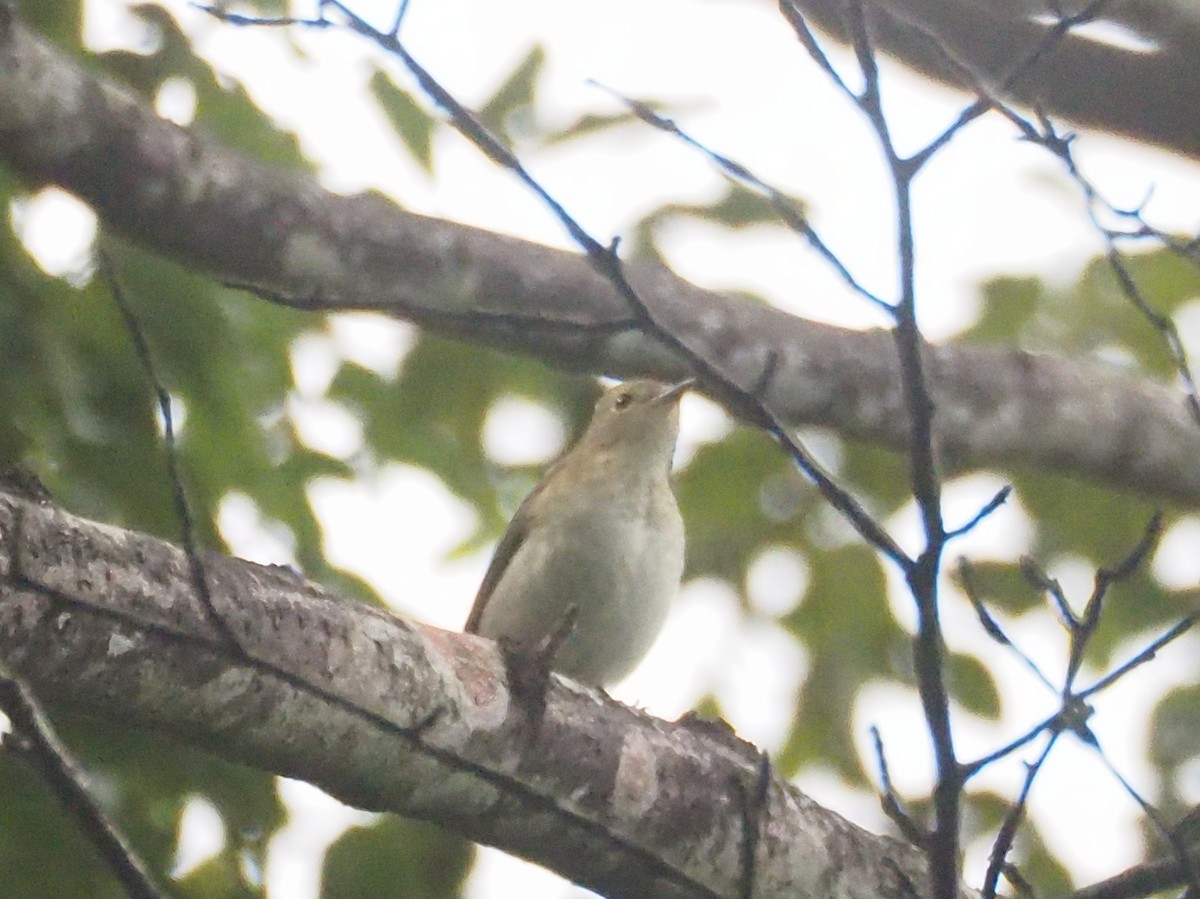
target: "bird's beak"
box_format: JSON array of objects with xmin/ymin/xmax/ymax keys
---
[{"xmin": 656, "ymin": 378, "xmax": 695, "ymax": 404}]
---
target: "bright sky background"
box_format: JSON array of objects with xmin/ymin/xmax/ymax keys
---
[{"xmin": 12, "ymin": 0, "xmax": 1200, "ymax": 896}]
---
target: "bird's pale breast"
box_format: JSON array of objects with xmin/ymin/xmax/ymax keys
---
[{"xmin": 473, "ymin": 479, "xmax": 684, "ymax": 685}]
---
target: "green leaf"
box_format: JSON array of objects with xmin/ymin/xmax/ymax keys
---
[
  {"xmin": 641, "ymin": 183, "xmax": 801, "ymax": 231},
  {"xmin": 98, "ymin": 5, "xmax": 311, "ymax": 170},
  {"xmin": 954, "ymin": 559, "xmax": 1044, "ymax": 617},
  {"xmin": 331, "ymin": 333, "xmax": 593, "ymax": 542},
  {"xmin": 962, "ymin": 247, "xmax": 1200, "ymax": 380},
  {"xmin": 775, "ymin": 543, "xmax": 897, "ymax": 779},
  {"xmin": 369, "ymin": 70, "xmax": 437, "ymax": 172},
  {"xmin": 17, "ymin": 0, "xmax": 82, "ymax": 49},
  {"xmin": 321, "ymin": 817, "xmax": 472, "ymax": 899},
  {"xmin": 1149, "ymin": 685, "xmax": 1200, "ymax": 771},
  {"xmin": 676, "ymin": 426, "xmax": 814, "ymax": 583},
  {"xmin": 542, "ymin": 98, "xmax": 705, "ymax": 147},
  {"xmin": 967, "ymin": 275, "xmax": 1043, "ymax": 345},
  {"xmin": 176, "ymin": 854, "xmax": 266, "ymax": 899},
  {"xmin": 839, "ymin": 438, "xmax": 914, "ymax": 515},
  {"xmin": 0, "ymin": 752, "xmax": 133, "ymax": 899},
  {"xmin": 477, "ymin": 46, "xmax": 546, "ymax": 140},
  {"xmin": 543, "ymin": 110, "xmax": 644, "ymax": 145},
  {"xmin": 947, "ymin": 651, "xmax": 1001, "ymax": 719}
]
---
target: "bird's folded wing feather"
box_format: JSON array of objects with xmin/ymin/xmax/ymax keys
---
[{"xmin": 463, "ymin": 496, "xmax": 536, "ymax": 633}]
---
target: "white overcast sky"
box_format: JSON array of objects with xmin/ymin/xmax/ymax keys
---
[{"xmin": 15, "ymin": 1, "xmax": 1198, "ymax": 896}]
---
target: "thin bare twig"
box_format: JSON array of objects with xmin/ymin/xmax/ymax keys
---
[
  {"xmin": 1003, "ymin": 109, "xmax": 1200, "ymax": 425},
  {"xmin": 945, "ymin": 487, "xmax": 1011, "ymax": 541},
  {"xmin": 836, "ymin": 4, "xmax": 958, "ymax": 893},
  {"xmin": 871, "ymin": 725, "xmax": 928, "ymax": 847},
  {"xmin": 955, "ymin": 558, "xmax": 1056, "ymax": 692},
  {"xmin": 589, "ymin": 80, "xmax": 891, "ymax": 313},
  {"xmin": 0, "ymin": 660, "xmax": 171, "ymax": 899},
  {"xmin": 98, "ymin": 251, "xmax": 242, "ymax": 651},
  {"xmin": 901, "ymin": 13, "xmax": 1200, "ymax": 427},
  {"xmin": 196, "ymin": 0, "xmax": 911, "ymax": 569},
  {"xmin": 1088, "ymin": 741, "xmax": 1200, "ymax": 896},
  {"xmin": 1064, "ymin": 514, "xmax": 1163, "ymax": 687},
  {"xmin": 981, "ymin": 733, "xmax": 1058, "ymax": 899},
  {"xmin": 777, "ymin": 0, "xmax": 856, "ymax": 99}
]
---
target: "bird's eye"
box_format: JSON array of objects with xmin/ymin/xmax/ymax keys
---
[{"xmin": 614, "ymin": 391, "xmax": 632, "ymax": 409}]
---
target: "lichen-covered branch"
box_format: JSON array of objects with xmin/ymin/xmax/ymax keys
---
[{"xmin": 0, "ymin": 490, "xmax": 961, "ymax": 899}]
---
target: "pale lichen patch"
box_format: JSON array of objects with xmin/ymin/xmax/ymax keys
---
[
  {"xmin": 612, "ymin": 728, "xmax": 659, "ymax": 820},
  {"xmin": 107, "ymin": 632, "xmax": 137, "ymax": 657},
  {"xmin": 283, "ymin": 231, "xmax": 344, "ymax": 286}
]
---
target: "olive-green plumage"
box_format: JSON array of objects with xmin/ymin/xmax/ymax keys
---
[{"xmin": 465, "ymin": 379, "xmax": 690, "ymax": 687}]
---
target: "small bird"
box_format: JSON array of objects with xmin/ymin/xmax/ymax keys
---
[{"xmin": 465, "ymin": 379, "xmax": 691, "ymax": 687}]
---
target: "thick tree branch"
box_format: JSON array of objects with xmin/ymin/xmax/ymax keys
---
[
  {"xmin": 787, "ymin": 0, "xmax": 1200, "ymax": 160},
  {"xmin": 0, "ymin": 490, "xmax": 967, "ymax": 899},
  {"xmin": 0, "ymin": 8, "xmax": 1196, "ymax": 505}
]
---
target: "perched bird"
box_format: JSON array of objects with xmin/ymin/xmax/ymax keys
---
[{"xmin": 465, "ymin": 379, "xmax": 691, "ymax": 687}]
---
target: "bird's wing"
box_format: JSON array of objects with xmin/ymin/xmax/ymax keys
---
[{"xmin": 463, "ymin": 496, "xmax": 535, "ymax": 634}]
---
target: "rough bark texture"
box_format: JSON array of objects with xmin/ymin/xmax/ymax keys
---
[
  {"xmin": 0, "ymin": 8, "xmax": 1196, "ymax": 505},
  {"xmin": 0, "ymin": 490, "xmax": 975, "ymax": 899}
]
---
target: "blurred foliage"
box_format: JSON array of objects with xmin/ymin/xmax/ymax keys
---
[
  {"xmin": 100, "ymin": 5, "xmax": 312, "ymax": 169},
  {"xmin": 0, "ymin": 712, "xmax": 281, "ymax": 899},
  {"xmin": 476, "ymin": 45, "xmax": 545, "ymax": 143},
  {"xmin": 370, "ymin": 69, "xmax": 437, "ymax": 172},
  {"xmin": 963, "ymin": 791, "xmax": 1074, "ymax": 897},
  {"xmin": 1, "ymin": 1, "xmax": 1199, "ymax": 898},
  {"xmin": 969, "ymin": 252, "xmax": 1200, "ymax": 377},
  {"xmin": 625, "ymin": 182, "xmax": 810, "ymax": 262},
  {"xmin": 321, "ymin": 818, "xmax": 472, "ymax": 899}
]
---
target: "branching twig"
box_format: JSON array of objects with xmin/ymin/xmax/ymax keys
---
[
  {"xmin": 956, "ymin": 558, "xmax": 1055, "ymax": 692},
  {"xmin": 952, "ymin": 507, "xmax": 1195, "ymax": 897},
  {"xmin": 853, "ymin": 0, "xmax": 1200, "ymax": 425},
  {"xmin": 775, "ymin": 7, "xmax": 1173, "ymax": 891},
  {"xmin": 982, "ymin": 733, "xmax": 1058, "ymax": 899},
  {"xmin": 965, "ymin": 520, "xmax": 1188, "ymax": 775},
  {"xmin": 196, "ymin": 0, "xmax": 911, "ymax": 570},
  {"xmin": 1064, "ymin": 514, "xmax": 1163, "ymax": 687},
  {"xmin": 835, "ymin": 4, "xmax": 959, "ymax": 893},
  {"xmin": 589, "ymin": 80, "xmax": 891, "ymax": 313},
  {"xmin": 188, "ymin": 6, "xmax": 1200, "ymax": 899},
  {"xmin": 99, "ymin": 251, "xmax": 242, "ymax": 651},
  {"xmin": 891, "ymin": 1, "xmax": 1200, "ymax": 428},
  {"xmin": 945, "ymin": 487, "xmax": 1011, "ymax": 541},
  {"xmin": 0, "ymin": 660, "xmax": 170, "ymax": 899},
  {"xmin": 998, "ymin": 108, "xmax": 1200, "ymax": 425},
  {"xmin": 96, "ymin": 240, "xmax": 726, "ymax": 896},
  {"xmin": 871, "ymin": 725, "xmax": 927, "ymax": 847}
]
